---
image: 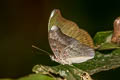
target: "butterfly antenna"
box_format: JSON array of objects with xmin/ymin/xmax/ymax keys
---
[{"xmin": 32, "ymin": 45, "xmax": 50, "ymax": 55}]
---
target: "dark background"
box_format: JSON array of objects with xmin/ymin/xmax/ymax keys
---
[{"xmin": 0, "ymin": 0, "xmax": 120, "ymax": 79}]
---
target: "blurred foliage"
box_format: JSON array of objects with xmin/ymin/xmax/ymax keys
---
[{"xmin": 0, "ymin": 74, "xmax": 54, "ymax": 80}]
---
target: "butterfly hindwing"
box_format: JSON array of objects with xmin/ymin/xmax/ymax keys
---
[{"xmin": 48, "ymin": 26, "xmax": 95, "ymax": 65}]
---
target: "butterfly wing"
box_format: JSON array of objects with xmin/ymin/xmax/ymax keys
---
[
  {"xmin": 48, "ymin": 9, "xmax": 94, "ymax": 48},
  {"xmin": 48, "ymin": 26, "xmax": 71, "ymax": 64},
  {"xmin": 63, "ymin": 39, "xmax": 95, "ymax": 64},
  {"xmin": 48, "ymin": 26, "xmax": 95, "ymax": 64}
]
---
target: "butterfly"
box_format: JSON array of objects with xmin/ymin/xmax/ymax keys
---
[{"xmin": 48, "ymin": 9, "xmax": 95, "ymax": 65}]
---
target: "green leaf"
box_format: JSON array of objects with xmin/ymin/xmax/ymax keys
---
[
  {"xmin": 73, "ymin": 49, "xmax": 120, "ymax": 75},
  {"xmin": 94, "ymin": 31, "xmax": 112, "ymax": 46},
  {"xmin": 0, "ymin": 74, "xmax": 54, "ymax": 80},
  {"xmin": 18, "ymin": 74, "xmax": 54, "ymax": 80},
  {"xmin": 32, "ymin": 49, "xmax": 120, "ymax": 79},
  {"xmin": 97, "ymin": 43, "xmax": 120, "ymax": 50},
  {"xmin": 0, "ymin": 79, "xmax": 14, "ymax": 80},
  {"xmin": 33, "ymin": 65, "xmax": 92, "ymax": 80},
  {"xmin": 94, "ymin": 31, "xmax": 120, "ymax": 50}
]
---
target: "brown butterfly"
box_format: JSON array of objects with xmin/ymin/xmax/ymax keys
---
[
  {"xmin": 48, "ymin": 25, "xmax": 94, "ymax": 65},
  {"xmin": 48, "ymin": 9, "xmax": 95, "ymax": 65}
]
